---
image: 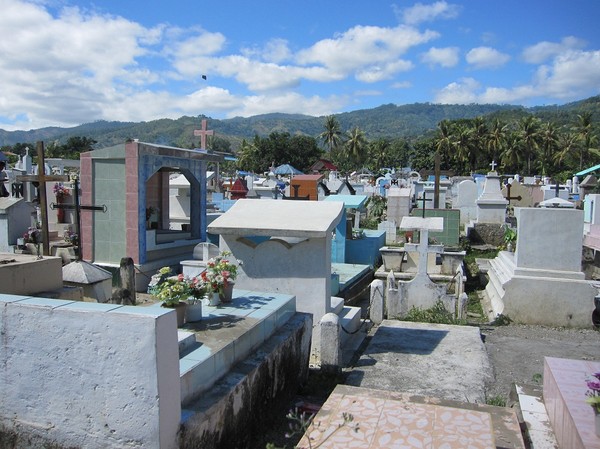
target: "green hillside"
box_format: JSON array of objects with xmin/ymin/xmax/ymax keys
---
[{"xmin": 1, "ymin": 97, "xmax": 598, "ymax": 151}]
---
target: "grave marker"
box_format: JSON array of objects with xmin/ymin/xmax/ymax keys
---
[
  {"xmin": 193, "ymin": 119, "xmax": 214, "ymax": 150},
  {"xmin": 16, "ymin": 142, "xmax": 68, "ymax": 256},
  {"xmin": 51, "ymin": 176, "xmax": 107, "ymax": 260}
]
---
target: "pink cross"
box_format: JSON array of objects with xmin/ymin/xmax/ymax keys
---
[{"xmin": 193, "ymin": 119, "xmax": 214, "ymax": 150}]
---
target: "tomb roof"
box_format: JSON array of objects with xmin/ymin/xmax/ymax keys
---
[
  {"xmin": 323, "ymin": 194, "xmax": 368, "ymax": 209},
  {"xmin": 208, "ymin": 199, "xmax": 344, "ymax": 237}
]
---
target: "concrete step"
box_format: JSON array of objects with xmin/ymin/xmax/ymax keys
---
[
  {"xmin": 331, "ymin": 296, "xmax": 344, "ymax": 315},
  {"xmin": 339, "ymin": 305, "xmax": 362, "ymax": 346},
  {"xmin": 514, "ymin": 384, "xmax": 559, "ymax": 449}
]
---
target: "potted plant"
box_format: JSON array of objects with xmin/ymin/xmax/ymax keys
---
[
  {"xmin": 585, "ymin": 371, "xmax": 600, "ymax": 436},
  {"xmin": 503, "ymin": 225, "xmax": 517, "ymax": 252},
  {"xmin": 200, "ymin": 251, "xmax": 241, "ymax": 304},
  {"xmin": 148, "ymin": 267, "xmax": 190, "ymax": 326},
  {"xmin": 53, "ymin": 183, "xmax": 70, "ymax": 223},
  {"xmin": 185, "ymin": 277, "xmax": 206, "ymax": 322}
]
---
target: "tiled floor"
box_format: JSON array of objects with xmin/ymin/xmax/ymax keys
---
[
  {"xmin": 299, "ymin": 385, "xmax": 496, "ymax": 449},
  {"xmin": 543, "ymin": 357, "xmax": 600, "ymax": 449}
]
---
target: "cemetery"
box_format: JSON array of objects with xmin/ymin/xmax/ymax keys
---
[{"xmin": 0, "ymin": 126, "xmax": 599, "ymax": 449}]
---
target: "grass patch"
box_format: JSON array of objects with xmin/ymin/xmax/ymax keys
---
[
  {"xmin": 486, "ymin": 394, "xmax": 507, "ymax": 407},
  {"xmin": 401, "ymin": 300, "xmax": 466, "ymax": 325}
]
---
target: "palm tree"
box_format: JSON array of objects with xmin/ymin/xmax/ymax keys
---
[
  {"xmin": 538, "ymin": 122, "xmax": 558, "ymax": 176},
  {"xmin": 434, "ymin": 120, "xmax": 454, "ymax": 161},
  {"xmin": 554, "ymin": 131, "xmax": 579, "ymax": 170},
  {"xmin": 501, "ymin": 131, "xmax": 525, "ymax": 173},
  {"xmin": 452, "ymin": 123, "xmax": 474, "ymax": 174},
  {"xmin": 368, "ymin": 138, "xmax": 390, "ymax": 171},
  {"xmin": 487, "ymin": 119, "xmax": 508, "ymax": 164},
  {"xmin": 471, "ymin": 116, "xmax": 489, "ymax": 168},
  {"xmin": 518, "ymin": 116, "xmax": 541, "ymax": 175},
  {"xmin": 344, "ymin": 127, "xmax": 368, "ymax": 169},
  {"xmin": 574, "ymin": 112, "xmax": 600, "ymax": 170},
  {"xmin": 319, "ymin": 115, "xmax": 342, "ymax": 153}
]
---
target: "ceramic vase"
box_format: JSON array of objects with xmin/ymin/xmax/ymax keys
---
[
  {"xmin": 162, "ymin": 302, "xmax": 186, "ymax": 327},
  {"xmin": 185, "ymin": 300, "xmax": 203, "ymax": 322},
  {"xmin": 208, "ymin": 291, "xmax": 221, "ymax": 306},
  {"xmin": 219, "ymin": 282, "xmax": 235, "ymax": 303}
]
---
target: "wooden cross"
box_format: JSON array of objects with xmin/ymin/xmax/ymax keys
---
[
  {"xmin": 505, "ymin": 182, "xmax": 522, "ymax": 204},
  {"xmin": 193, "ymin": 119, "xmax": 214, "ymax": 150},
  {"xmin": 51, "ymin": 177, "xmax": 107, "ymax": 261},
  {"xmin": 490, "ymin": 160, "xmax": 497, "ymax": 172},
  {"xmin": 16, "ymin": 141, "xmax": 68, "ymax": 256},
  {"xmin": 434, "ymin": 153, "xmax": 441, "ymax": 208}
]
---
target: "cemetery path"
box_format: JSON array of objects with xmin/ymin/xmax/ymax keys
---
[{"xmin": 482, "ymin": 323, "xmax": 600, "ymax": 400}]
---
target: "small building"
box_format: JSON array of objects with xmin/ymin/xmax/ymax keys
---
[{"xmin": 79, "ymin": 141, "xmax": 223, "ymax": 290}]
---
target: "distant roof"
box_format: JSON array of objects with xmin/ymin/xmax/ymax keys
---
[
  {"xmin": 575, "ymin": 163, "xmax": 600, "ymax": 177},
  {"xmin": 310, "ymin": 159, "xmax": 338, "ymax": 172}
]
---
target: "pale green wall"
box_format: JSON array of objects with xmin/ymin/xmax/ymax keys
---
[{"xmin": 93, "ymin": 159, "xmax": 126, "ymax": 263}]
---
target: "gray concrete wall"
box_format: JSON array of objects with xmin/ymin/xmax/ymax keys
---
[
  {"xmin": 0, "ymin": 295, "xmax": 181, "ymax": 449},
  {"xmin": 179, "ymin": 312, "xmax": 312, "ymax": 449}
]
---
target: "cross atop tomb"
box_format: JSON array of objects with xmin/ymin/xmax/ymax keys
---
[
  {"xmin": 553, "ymin": 180, "xmax": 561, "ymax": 198},
  {"xmin": 490, "ymin": 160, "xmax": 497, "ymax": 172},
  {"xmin": 400, "ymin": 216, "xmax": 444, "ymax": 277},
  {"xmin": 16, "ymin": 141, "xmax": 68, "ymax": 256},
  {"xmin": 193, "ymin": 119, "xmax": 214, "ymax": 150}
]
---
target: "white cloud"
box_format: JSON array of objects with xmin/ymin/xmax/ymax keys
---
[
  {"xmin": 227, "ymin": 92, "xmax": 347, "ymax": 118},
  {"xmin": 296, "ymin": 24, "xmax": 438, "ymax": 75},
  {"xmin": 522, "ymin": 36, "xmax": 586, "ymax": 64},
  {"xmin": 392, "ymin": 81, "xmax": 412, "ymax": 89},
  {"xmin": 399, "ymin": 1, "xmax": 460, "ymax": 25},
  {"xmin": 465, "ymin": 47, "xmax": 510, "ymax": 69},
  {"xmin": 434, "ymin": 77, "xmax": 480, "ymax": 103},
  {"xmin": 241, "ymin": 38, "xmax": 292, "ymax": 64},
  {"xmin": 421, "ymin": 47, "xmax": 460, "ymax": 67},
  {"xmin": 436, "ymin": 49, "xmax": 600, "ymax": 105}
]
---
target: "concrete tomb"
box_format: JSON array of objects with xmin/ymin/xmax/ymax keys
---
[
  {"xmin": 455, "ymin": 179, "xmax": 477, "ymax": 225},
  {"xmin": 484, "ymin": 207, "xmax": 596, "ymax": 327},
  {"xmin": 476, "ymin": 170, "xmax": 508, "ymax": 224},
  {"xmin": 384, "ymin": 216, "xmax": 463, "ymax": 319},
  {"xmin": 386, "ymin": 187, "xmax": 412, "ymax": 226}
]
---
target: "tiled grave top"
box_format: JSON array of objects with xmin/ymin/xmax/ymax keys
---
[
  {"xmin": 543, "ymin": 357, "xmax": 600, "ymax": 449},
  {"xmin": 208, "ymin": 199, "xmax": 344, "ymax": 237},
  {"xmin": 300, "ymin": 384, "xmax": 496, "ymax": 449},
  {"xmin": 174, "ymin": 289, "xmax": 296, "ymax": 405}
]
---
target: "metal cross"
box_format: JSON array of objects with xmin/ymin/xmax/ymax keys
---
[
  {"xmin": 505, "ymin": 182, "xmax": 522, "ymax": 204},
  {"xmin": 51, "ymin": 177, "xmax": 107, "ymax": 260},
  {"xmin": 419, "ymin": 191, "xmax": 433, "ymax": 218}
]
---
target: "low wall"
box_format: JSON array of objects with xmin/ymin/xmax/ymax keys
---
[
  {"xmin": 179, "ymin": 312, "xmax": 312, "ymax": 449},
  {"xmin": 0, "ymin": 295, "xmax": 181, "ymax": 449}
]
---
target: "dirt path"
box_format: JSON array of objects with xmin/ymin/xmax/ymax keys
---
[{"xmin": 482, "ymin": 323, "xmax": 600, "ymax": 400}]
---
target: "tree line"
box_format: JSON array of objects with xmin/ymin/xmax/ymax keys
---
[{"xmin": 2, "ymin": 111, "xmax": 598, "ymax": 182}]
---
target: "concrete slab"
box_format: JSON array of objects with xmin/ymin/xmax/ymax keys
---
[{"xmin": 345, "ymin": 320, "xmax": 492, "ymax": 403}]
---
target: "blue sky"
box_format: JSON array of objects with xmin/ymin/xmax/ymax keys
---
[{"xmin": 1, "ymin": 0, "xmax": 599, "ymax": 131}]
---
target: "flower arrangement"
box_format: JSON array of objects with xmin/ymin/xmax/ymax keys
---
[
  {"xmin": 586, "ymin": 371, "xmax": 600, "ymax": 414},
  {"xmin": 23, "ymin": 226, "xmax": 40, "ymax": 244},
  {"xmin": 200, "ymin": 251, "xmax": 241, "ymax": 294},
  {"xmin": 53, "ymin": 183, "xmax": 70, "ymax": 197},
  {"xmin": 63, "ymin": 229, "xmax": 79, "ymax": 246},
  {"xmin": 148, "ymin": 267, "xmax": 204, "ymax": 307}
]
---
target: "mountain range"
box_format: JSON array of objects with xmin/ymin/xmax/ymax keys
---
[{"xmin": 1, "ymin": 96, "xmax": 598, "ymax": 151}]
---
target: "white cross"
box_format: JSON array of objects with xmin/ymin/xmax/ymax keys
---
[{"xmin": 490, "ymin": 160, "xmax": 497, "ymax": 171}]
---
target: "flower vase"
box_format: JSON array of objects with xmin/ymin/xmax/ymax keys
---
[
  {"xmin": 209, "ymin": 291, "xmax": 221, "ymax": 306},
  {"xmin": 595, "ymin": 410, "xmax": 600, "ymax": 438},
  {"xmin": 185, "ymin": 300, "xmax": 203, "ymax": 322},
  {"xmin": 56, "ymin": 195, "xmax": 65, "ymax": 223},
  {"xmin": 219, "ymin": 282, "xmax": 235, "ymax": 303},
  {"xmin": 162, "ymin": 302, "xmax": 186, "ymax": 327}
]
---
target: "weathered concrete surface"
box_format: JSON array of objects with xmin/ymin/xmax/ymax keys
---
[
  {"xmin": 345, "ymin": 320, "xmax": 491, "ymax": 403},
  {"xmin": 179, "ymin": 312, "xmax": 312, "ymax": 449}
]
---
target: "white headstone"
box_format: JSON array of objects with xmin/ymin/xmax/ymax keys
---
[{"xmin": 456, "ymin": 180, "xmax": 477, "ymax": 225}]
